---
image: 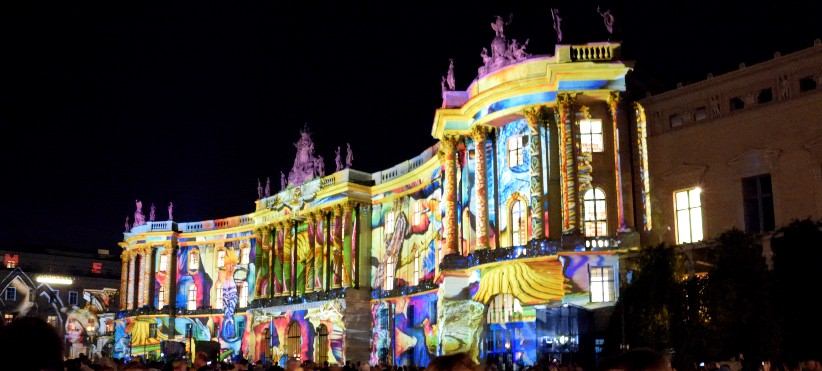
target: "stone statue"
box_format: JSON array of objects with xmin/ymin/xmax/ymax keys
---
[
  {"xmin": 441, "ymin": 76, "xmax": 448, "ymax": 95},
  {"xmin": 149, "ymin": 203, "xmax": 156, "ymax": 222},
  {"xmin": 597, "ymin": 6, "xmax": 615, "ymax": 35},
  {"xmin": 287, "ymin": 126, "xmax": 325, "ymax": 186},
  {"xmin": 265, "ymin": 177, "xmax": 271, "ymax": 197},
  {"xmin": 479, "ymin": 16, "xmax": 529, "ymax": 76},
  {"xmin": 709, "ymin": 95, "xmax": 721, "ymax": 117},
  {"xmin": 480, "ymin": 48, "xmax": 491, "ymax": 66},
  {"xmin": 778, "ymin": 74, "xmax": 791, "ymax": 100},
  {"xmin": 281, "ymin": 171, "xmax": 287, "ymax": 191},
  {"xmin": 346, "ymin": 143, "xmax": 353, "ymax": 168},
  {"xmin": 168, "ymin": 202, "xmax": 173, "ymax": 221},
  {"xmin": 510, "ymin": 39, "xmax": 530, "ymax": 61},
  {"xmin": 124, "ymin": 216, "xmax": 130, "ymax": 232},
  {"xmin": 446, "ymin": 59, "xmax": 455, "ymax": 91},
  {"xmin": 133, "ymin": 199, "xmax": 145, "ymax": 227},
  {"xmin": 335, "ymin": 146, "xmax": 343, "ymax": 172},
  {"xmin": 551, "ymin": 8, "xmax": 563, "ymax": 43},
  {"xmin": 491, "ymin": 15, "xmax": 505, "ymax": 37},
  {"xmin": 315, "ymin": 155, "xmax": 325, "ymax": 177},
  {"xmin": 257, "ymin": 179, "xmax": 263, "ymax": 199}
]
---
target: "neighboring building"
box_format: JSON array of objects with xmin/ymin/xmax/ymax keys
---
[
  {"xmin": 115, "ymin": 20, "xmax": 638, "ymax": 368},
  {"xmin": 637, "ymin": 41, "xmax": 822, "ymax": 253},
  {"xmin": 0, "ymin": 247, "xmax": 120, "ymax": 359}
]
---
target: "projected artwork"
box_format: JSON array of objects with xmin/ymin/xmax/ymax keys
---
[{"xmin": 371, "ymin": 292, "xmax": 439, "ymax": 366}]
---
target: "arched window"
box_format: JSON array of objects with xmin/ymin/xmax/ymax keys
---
[
  {"xmin": 214, "ymin": 281, "xmax": 223, "ymax": 309},
  {"xmin": 158, "ymin": 285, "xmax": 166, "ymax": 309},
  {"xmin": 187, "ymin": 285, "xmax": 197, "ymax": 310},
  {"xmin": 238, "ymin": 282, "xmax": 248, "ymax": 308},
  {"xmin": 316, "ymin": 324, "xmax": 329, "ymax": 364},
  {"xmin": 188, "ymin": 250, "xmax": 200, "ymax": 272},
  {"xmin": 216, "ymin": 250, "xmax": 226, "ymax": 269},
  {"xmin": 384, "ymin": 211, "xmax": 395, "ymax": 236},
  {"xmin": 240, "ymin": 243, "xmax": 250, "ymax": 265},
  {"xmin": 487, "ymin": 293, "xmax": 523, "ymax": 324},
  {"xmin": 286, "ymin": 321, "xmax": 302, "ymax": 359},
  {"xmin": 511, "ymin": 199, "xmax": 527, "ymax": 246},
  {"xmin": 583, "ymin": 188, "xmax": 608, "ymax": 237}
]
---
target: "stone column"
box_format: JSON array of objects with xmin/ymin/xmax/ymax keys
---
[
  {"xmin": 274, "ymin": 224, "xmax": 283, "ymax": 296},
  {"xmin": 305, "ymin": 214, "xmax": 316, "ymax": 293},
  {"xmin": 471, "ymin": 126, "xmax": 491, "ymax": 250},
  {"xmin": 314, "ymin": 212, "xmax": 325, "ymax": 291},
  {"xmin": 439, "ymin": 136, "xmax": 460, "ymax": 256},
  {"xmin": 127, "ymin": 254, "xmax": 135, "ymax": 309},
  {"xmin": 609, "ymin": 91, "xmax": 626, "ymax": 231},
  {"xmin": 557, "ymin": 93, "xmax": 579, "ymax": 233},
  {"xmin": 524, "ymin": 107, "xmax": 547, "ymax": 241},
  {"xmin": 120, "ymin": 253, "xmax": 129, "ymax": 310},
  {"xmin": 332, "ymin": 205, "xmax": 343, "ymax": 289},
  {"xmin": 283, "ymin": 220, "xmax": 294, "ymax": 296},
  {"xmin": 142, "ymin": 248, "xmax": 151, "ymax": 308},
  {"xmin": 136, "ymin": 250, "xmax": 144, "ymax": 308},
  {"xmin": 342, "ymin": 202, "xmax": 354, "ymax": 288}
]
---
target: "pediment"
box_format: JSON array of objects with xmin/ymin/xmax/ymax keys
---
[{"xmin": 727, "ymin": 148, "xmax": 782, "ymax": 176}]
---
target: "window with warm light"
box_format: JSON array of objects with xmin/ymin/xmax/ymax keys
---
[
  {"xmin": 580, "ymin": 119, "xmax": 604, "ymax": 153},
  {"xmin": 590, "ymin": 266, "xmax": 615, "ymax": 303},
  {"xmin": 216, "ymin": 250, "xmax": 226, "ymax": 269},
  {"xmin": 384, "ymin": 211, "xmax": 395, "ymax": 235},
  {"xmin": 487, "ymin": 294, "xmax": 523, "ymax": 324},
  {"xmin": 188, "ymin": 250, "xmax": 200, "ymax": 271},
  {"xmin": 4, "ymin": 313, "xmax": 13, "ymax": 324},
  {"xmin": 412, "ymin": 246, "xmax": 420, "ymax": 286},
  {"xmin": 508, "ymin": 135, "xmax": 527, "ymax": 168},
  {"xmin": 511, "ymin": 199, "xmax": 527, "ymax": 246},
  {"xmin": 675, "ymin": 188, "xmax": 704, "ymax": 244},
  {"xmin": 583, "ymin": 188, "xmax": 608, "ymax": 237},
  {"xmin": 187, "ymin": 285, "xmax": 197, "ymax": 310},
  {"xmin": 385, "ymin": 255, "xmax": 395, "ymax": 291},
  {"xmin": 238, "ymin": 282, "xmax": 248, "ymax": 308},
  {"xmin": 413, "ymin": 200, "xmax": 424, "ymax": 226},
  {"xmin": 47, "ymin": 315, "xmax": 58, "ymax": 327},
  {"xmin": 158, "ymin": 285, "xmax": 166, "ymax": 309},
  {"xmin": 214, "ymin": 281, "xmax": 223, "ymax": 309},
  {"xmin": 158, "ymin": 255, "xmax": 169, "ymax": 272},
  {"xmin": 240, "ymin": 244, "xmax": 250, "ymax": 265}
]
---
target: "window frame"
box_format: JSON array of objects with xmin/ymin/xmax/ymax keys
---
[
  {"xmin": 674, "ymin": 187, "xmax": 704, "ymax": 244},
  {"xmin": 507, "ymin": 135, "xmax": 526, "ymax": 168},
  {"xmin": 589, "ymin": 265, "xmax": 615, "ymax": 303},
  {"xmin": 238, "ymin": 281, "xmax": 248, "ymax": 308},
  {"xmin": 5, "ymin": 287, "xmax": 16, "ymax": 301},
  {"xmin": 216, "ymin": 250, "xmax": 226, "ymax": 269},
  {"xmin": 510, "ymin": 198, "xmax": 527, "ymax": 246},
  {"xmin": 188, "ymin": 250, "xmax": 200, "ymax": 272},
  {"xmin": 158, "ymin": 285, "xmax": 166, "ymax": 309},
  {"xmin": 579, "ymin": 118, "xmax": 605, "ymax": 153},
  {"xmin": 214, "ymin": 281, "xmax": 223, "ymax": 309},
  {"xmin": 187, "ymin": 285, "xmax": 197, "ymax": 310},
  {"xmin": 583, "ymin": 187, "xmax": 608, "ymax": 237},
  {"xmin": 240, "ymin": 244, "xmax": 250, "ymax": 265},
  {"xmin": 158, "ymin": 254, "xmax": 169, "ymax": 272},
  {"xmin": 384, "ymin": 211, "xmax": 395, "ymax": 236},
  {"xmin": 385, "ymin": 255, "xmax": 396, "ymax": 291},
  {"xmin": 68, "ymin": 290, "xmax": 79, "ymax": 306},
  {"xmin": 742, "ymin": 174, "xmax": 775, "ymax": 233}
]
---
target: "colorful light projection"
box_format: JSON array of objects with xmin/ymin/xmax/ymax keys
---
[{"xmin": 370, "ymin": 292, "xmax": 439, "ymax": 367}]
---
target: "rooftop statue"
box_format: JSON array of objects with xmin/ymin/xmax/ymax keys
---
[
  {"xmin": 287, "ymin": 127, "xmax": 325, "ymax": 186},
  {"xmin": 315, "ymin": 155, "xmax": 325, "ymax": 177},
  {"xmin": 346, "ymin": 143, "xmax": 353, "ymax": 169},
  {"xmin": 446, "ymin": 59, "xmax": 456, "ymax": 91},
  {"xmin": 149, "ymin": 203, "xmax": 156, "ymax": 222},
  {"xmin": 597, "ymin": 6, "xmax": 615, "ymax": 35},
  {"xmin": 124, "ymin": 216, "xmax": 130, "ymax": 232},
  {"xmin": 265, "ymin": 177, "xmax": 271, "ymax": 197},
  {"xmin": 257, "ymin": 178, "xmax": 263, "ymax": 199},
  {"xmin": 478, "ymin": 15, "xmax": 531, "ymax": 76},
  {"xmin": 551, "ymin": 8, "xmax": 563, "ymax": 43},
  {"xmin": 281, "ymin": 171, "xmax": 287, "ymax": 191},
  {"xmin": 133, "ymin": 199, "xmax": 145, "ymax": 227},
  {"xmin": 168, "ymin": 201, "xmax": 173, "ymax": 221},
  {"xmin": 335, "ymin": 146, "xmax": 343, "ymax": 172}
]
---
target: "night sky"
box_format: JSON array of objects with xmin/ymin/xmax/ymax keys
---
[{"xmin": 1, "ymin": 1, "xmax": 820, "ymax": 253}]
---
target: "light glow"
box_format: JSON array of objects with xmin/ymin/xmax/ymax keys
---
[{"xmin": 36, "ymin": 275, "xmax": 73, "ymax": 285}]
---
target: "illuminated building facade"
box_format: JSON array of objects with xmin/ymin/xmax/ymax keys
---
[
  {"xmin": 636, "ymin": 41, "xmax": 822, "ymax": 260},
  {"xmin": 115, "ymin": 23, "xmax": 640, "ymax": 367}
]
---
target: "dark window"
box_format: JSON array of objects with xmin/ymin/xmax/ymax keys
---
[
  {"xmin": 729, "ymin": 97, "xmax": 745, "ymax": 111},
  {"xmin": 694, "ymin": 107, "xmax": 707, "ymax": 121},
  {"xmin": 316, "ymin": 324, "xmax": 329, "ymax": 364},
  {"xmin": 757, "ymin": 88, "xmax": 773, "ymax": 103},
  {"xmin": 669, "ymin": 114, "xmax": 684, "ymax": 128},
  {"xmin": 799, "ymin": 76, "xmax": 817, "ymax": 92},
  {"xmin": 743, "ymin": 174, "xmax": 775, "ymax": 233},
  {"xmin": 68, "ymin": 291, "xmax": 78, "ymax": 305},
  {"xmin": 149, "ymin": 323, "xmax": 157, "ymax": 338},
  {"xmin": 5, "ymin": 288, "xmax": 16, "ymax": 301}
]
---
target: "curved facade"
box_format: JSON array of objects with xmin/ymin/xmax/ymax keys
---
[{"xmin": 116, "ymin": 41, "xmax": 638, "ymax": 368}]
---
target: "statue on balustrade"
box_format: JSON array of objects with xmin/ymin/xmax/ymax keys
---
[
  {"xmin": 287, "ymin": 127, "xmax": 325, "ymax": 186},
  {"xmin": 168, "ymin": 202, "xmax": 173, "ymax": 221},
  {"xmin": 265, "ymin": 177, "xmax": 271, "ymax": 197},
  {"xmin": 281, "ymin": 171, "xmax": 287, "ymax": 191},
  {"xmin": 149, "ymin": 203, "xmax": 156, "ymax": 222},
  {"xmin": 551, "ymin": 8, "xmax": 563, "ymax": 43},
  {"xmin": 346, "ymin": 143, "xmax": 353, "ymax": 169},
  {"xmin": 257, "ymin": 178, "xmax": 263, "ymax": 199},
  {"xmin": 124, "ymin": 216, "xmax": 130, "ymax": 232},
  {"xmin": 335, "ymin": 146, "xmax": 343, "ymax": 172},
  {"xmin": 479, "ymin": 15, "xmax": 531, "ymax": 76},
  {"xmin": 133, "ymin": 199, "xmax": 145, "ymax": 227},
  {"xmin": 597, "ymin": 6, "xmax": 615, "ymax": 35},
  {"xmin": 315, "ymin": 155, "xmax": 325, "ymax": 177}
]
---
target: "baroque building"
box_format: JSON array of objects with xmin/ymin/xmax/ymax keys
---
[{"xmin": 115, "ymin": 21, "xmax": 639, "ymax": 368}]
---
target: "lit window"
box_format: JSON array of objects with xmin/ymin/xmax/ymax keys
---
[
  {"xmin": 91, "ymin": 262, "xmax": 103, "ymax": 274},
  {"xmin": 412, "ymin": 246, "xmax": 420, "ymax": 286},
  {"xmin": 413, "ymin": 200, "xmax": 424, "ymax": 226},
  {"xmin": 217, "ymin": 250, "xmax": 226, "ymax": 269},
  {"xmin": 580, "ymin": 119, "xmax": 604, "ymax": 153},
  {"xmin": 187, "ymin": 285, "xmax": 197, "ymax": 310},
  {"xmin": 384, "ymin": 211, "xmax": 395, "ymax": 235},
  {"xmin": 47, "ymin": 315, "xmax": 58, "ymax": 327},
  {"xmin": 238, "ymin": 282, "xmax": 248, "ymax": 308},
  {"xmin": 5, "ymin": 261, "xmax": 15, "ymax": 269},
  {"xmin": 188, "ymin": 250, "xmax": 200, "ymax": 271},
  {"xmin": 68, "ymin": 291, "xmax": 78, "ymax": 305},
  {"xmin": 158, "ymin": 285, "xmax": 166, "ymax": 309},
  {"xmin": 3, "ymin": 313, "xmax": 13, "ymax": 324},
  {"xmin": 511, "ymin": 199, "xmax": 527, "ymax": 246},
  {"xmin": 240, "ymin": 244, "xmax": 250, "ymax": 265},
  {"xmin": 214, "ymin": 281, "xmax": 223, "ymax": 309},
  {"xmin": 487, "ymin": 294, "xmax": 522, "ymax": 324},
  {"xmin": 590, "ymin": 266, "xmax": 615, "ymax": 303},
  {"xmin": 3, "ymin": 254, "xmax": 19, "ymax": 269},
  {"xmin": 5, "ymin": 288, "xmax": 16, "ymax": 301},
  {"xmin": 507, "ymin": 135, "xmax": 527, "ymax": 168},
  {"xmin": 159, "ymin": 255, "xmax": 169, "ymax": 272},
  {"xmin": 675, "ymin": 188, "xmax": 704, "ymax": 244},
  {"xmin": 583, "ymin": 188, "xmax": 608, "ymax": 237},
  {"xmin": 385, "ymin": 255, "xmax": 395, "ymax": 291}
]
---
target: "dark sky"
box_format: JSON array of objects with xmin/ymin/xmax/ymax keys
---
[{"xmin": 1, "ymin": 1, "xmax": 820, "ymax": 253}]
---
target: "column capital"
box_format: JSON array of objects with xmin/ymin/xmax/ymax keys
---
[
  {"xmin": 470, "ymin": 125, "xmax": 492, "ymax": 141},
  {"xmin": 578, "ymin": 104, "xmax": 592, "ymax": 119},
  {"xmin": 608, "ymin": 90, "xmax": 621, "ymax": 108},
  {"xmin": 557, "ymin": 92, "xmax": 580, "ymax": 107},
  {"xmin": 343, "ymin": 201, "xmax": 355, "ymax": 212},
  {"xmin": 333, "ymin": 204, "xmax": 343, "ymax": 216}
]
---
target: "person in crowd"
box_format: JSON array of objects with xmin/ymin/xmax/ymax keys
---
[
  {"xmin": 600, "ymin": 348, "xmax": 672, "ymax": 371},
  {"xmin": 426, "ymin": 353, "xmax": 478, "ymax": 371},
  {"xmin": 0, "ymin": 317, "xmax": 64, "ymax": 371}
]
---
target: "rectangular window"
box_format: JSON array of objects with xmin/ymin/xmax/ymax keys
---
[
  {"xmin": 413, "ymin": 200, "xmax": 424, "ymax": 226},
  {"xmin": 240, "ymin": 246, "xmax": 250, "ymax": 265},
  {"xmin": 757, "ymin": 88, "xmax": 773, "ymax": 103},
  {"xmin": 216, "ymin": 250, "xmax": 226, "ymax": 269},
  {"xmin": 149, "ymin": 323, "xmax": 157, "ymax": 338},
  {"xmin": 694, "ymin": 107, "xmax": 707, "ymax": 121},
  {"xmin": 5, "ymin": 288, "xmax": 16, "ymax": 301},
  {"xmin": 579, "ymin": 119, "xmax": 604, "ymax": 153},
  {"xmin": 384, "ymin": 211, "xmax": 395, "ymax": 235},
  {"xmin": 507, "ymin": 135, "xmax": 527, "ymax": 167},
  {"xmin": 238, "ymin": 282, "xmax": 248, "ymax": 308},
  {"xmin": 159, "ymin": 255, "xmax": 169, "ymax": 272},
  {"xmin": 68, "ymin": 291, "xmax": 78, "ymax": 305},
  {"xmin": 669, "ymin": 114, "xmax": 684, "ymax": 128},
  {"xmin": 799, "ymin": 76, "xmax": 817, "ymax": 92},
  {"xmin": 47, "ymin": 315, "xmax": 58, "ymax": 327},
  {"xmin": 729, "ymin": 97, "xmax": 745, "ymax": 111},
  {"xmin": 187, "ymin": 286, "xmax": 197, "ymax": 310},
  {"xmin": 188, "ymin": 251, "xmax": 199, "ymax": 271},
  {"xmin": 4, "ymin": 254, "xmax": 19, "ymax": 269},
  {"xmin": 743, "ymin": 174, "xmax": 775, "ymax": 233},
  {"xmin": 3, "ymin": 313, "xmax": 13, "ymax": 325},
  {"xmin": 385, "ymin": 257, "xmax": 395, "ymax": 291},
  {"xmin": 675, "ymin": 188, "xmax": 704, "ymax": 244},
  {"xmin": 589, "ymin": 266, "xmax": 615, "ymax": 303}
]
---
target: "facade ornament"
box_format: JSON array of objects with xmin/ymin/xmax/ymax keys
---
[
  {"xmin": 478, "ymin": 16, "xmax": 530, "ymax": 76},
  {"xmin": 168, "ymin": 202, "xmax": 173, "ymax": 221},
  {"xmin": 287, "ymin": 126, "xmax": 325, "ymax": 186},
  {"xmin": 257, "ymin": 178, "xmax": 263, "ymax": 199},
  {"xmin": 149, "ymin": 203, "xmax": 156, "ymax": 222},
  {"xmin": 124, "ymin": 216, "xmax": 130, "ymax": 232},
  {"xmin": 550, "ymin": 8, "xmax": 563, "ymax": 43},
  {"xmin": 335, "ymin": 146, "xmax": 343, "ymax": 172},
  {"xmin": 709, "ymin": 95, "xmax": 721, "ymax": 117},
  {"xmin": 510, "ymin": 39, "xmax": 530, "ymax": 61},
  {"xmin": 597, "ymin": 6, "xmax": 615, "ymax": 35},
  {"xmin": 265, "ymin": 177, "xmax": 271, "ymax": 197},
  {"xmin": 778, "ymin": 74, "xmax": 791, "ymax": 100},
  {"xmin": 346, "ymin": 143, "xmax": 353, "ymax": 169},
  {"xmin": 133, "ymin": 199, "xmax": 145, "ymax": 227}
]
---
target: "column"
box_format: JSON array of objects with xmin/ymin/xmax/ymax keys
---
[
  {"xmin": 524, "ymin": 107, "xmax": 547, "ymax": 241},
  {"xmin": 439, "ymin": 136, "xmax": 460, "ymax": 256},
  {"xmin": 141, "ymin": 248, "xmax": 151, "ymax": 308},
  {"xmin": 471, "ymin": 126, "xmax": 491, "ymax": 250},
  {"xmin": 273, "ymin": 224, "xmax": 283, "ymax": 296},
  {"xmin": 352, "ymin": 204, "xmax": 360, "ymax": 288},
  {"xmin": 127, "ymin": 255, "xmax": 135, "ymax": 309},
  {"xmin": 547, "ymin": 108, "xmax": 563, "ymax": 240},
  {"xmin": 314, "ymin": 212, "xmax": 325, "ymax": 291},
  {"xmin": 136, "ymin": 251, "xmax": 144, "ymax": 308},
  {"xmin": 342, "ymin": 202, "xmax": 354, "ymax": 287},
  {"xmin": 283, "ymin": 220, "xmax": 294, "ymax": 296},
  {"xmin": 557, "ymin": 93, "xmax": 579, "ymax": 233},
  {"xmin": 332, "ymin": 205, "xmax": 343, "ymax": 289},
  {"xmin": 120, "ymin": 253, "xmax": 129, "ymax": 310},
  {"xmin": 609, "ymin": 91, "xmax": 626, "ymax": 231},
  {"xmin": 305, "ymin": 214, "xmax": 316, "ymax": 293}
]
